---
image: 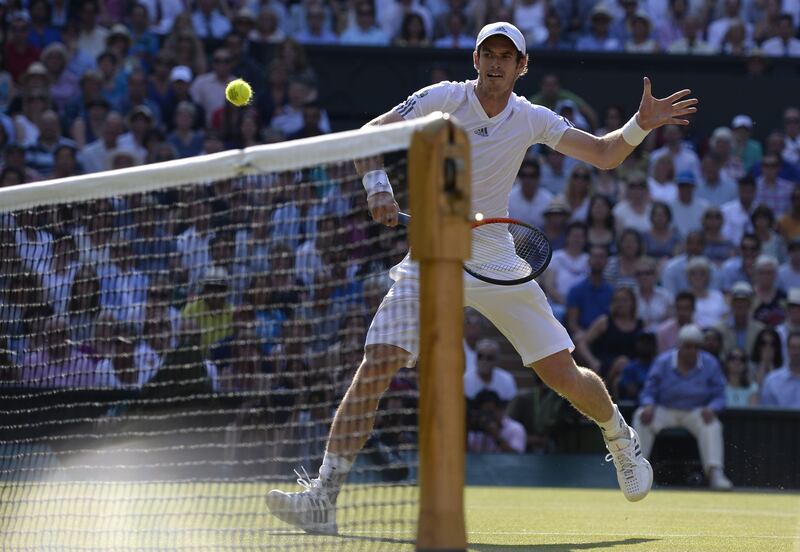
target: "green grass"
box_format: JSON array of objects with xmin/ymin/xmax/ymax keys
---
[{"xmin": 1, "ymin": 483, "xmax": 798, "ymax": 551}]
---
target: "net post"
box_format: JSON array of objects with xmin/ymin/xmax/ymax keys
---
[{"xmin": 409, "ymin": 113, "xmax": 471, "ymax": 551}]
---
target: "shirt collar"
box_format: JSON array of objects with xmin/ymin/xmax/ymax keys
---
[{"xmin": 468, "ymin": 80, "xmax": 515, "ymax": 123}]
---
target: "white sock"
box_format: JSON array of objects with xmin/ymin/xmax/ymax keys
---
[
  {"xmin": 597, "ymin": 405, "xmax": 628, "ymax": 441},
  {"xmin": 318, "ymin": 452, "xmax": 352, "ymax": 498}
]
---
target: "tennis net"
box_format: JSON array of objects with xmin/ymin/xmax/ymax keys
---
[{"xmin": 0, "ymin": 114, "xmax": 450, "ymax": 551}]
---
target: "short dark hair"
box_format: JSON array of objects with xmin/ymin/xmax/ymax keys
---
[
  {"xmin": 471, "ymin": 389, "xmax": 503, "ymax": 410},
  {"xmin": 737, "ymin": 174, "xmax": 756, "ymax": 187},
  {"xmin": 676, "ymin": 290, "xmax": 696, "ymax": 308}
]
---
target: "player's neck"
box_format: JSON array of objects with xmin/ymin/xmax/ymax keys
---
[{"xmin": 474, "ymin": 79, "xmax": 513, "ymax": 118}]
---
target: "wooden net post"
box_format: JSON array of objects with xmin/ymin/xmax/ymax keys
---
[{"xmin": 409, "ymin": 113, "xmax": 471, "ymax": 551}]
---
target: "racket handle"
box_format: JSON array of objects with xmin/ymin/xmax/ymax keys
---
[{"xmin": 397, "ymin": 212, "xmax": 411, "ymax": 226}]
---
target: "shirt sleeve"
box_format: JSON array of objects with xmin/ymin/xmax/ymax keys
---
[
  {"xmin": 393, "ymin": 81, "xmax": 463, "ymax": 120},
  {"xmin": 639, "ymin": 355, "xmax": 664, "ymax": 406},
  {"xmin": 527, "ymin": 103, "xmax": 573, "ymax": 149},
  {"xmin": 502, "ymin": 418, "xmax": 527, "ymax": 453},
  {"xmin": 760, "ymin": 376, "xmax": 777, "ymax": 406}
]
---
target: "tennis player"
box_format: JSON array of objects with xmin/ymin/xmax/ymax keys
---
[{"xmin": 267, "ymin": 22, "xmax": 698, "ymax": 535}]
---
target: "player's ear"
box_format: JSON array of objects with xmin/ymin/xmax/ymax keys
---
[{"xmin": 473, "ymin": 49, "xmax": 479, "ymax": 73}]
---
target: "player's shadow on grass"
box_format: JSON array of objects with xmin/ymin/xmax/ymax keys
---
[{"xmin": 469, "ymin": 538, "xmax": 657, "ymax": 551}]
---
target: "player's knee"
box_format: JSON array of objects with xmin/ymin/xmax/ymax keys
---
[
  {"xmin": 355, "ymin": 344, "xmax": 409, "ymax": 389},
  {"xmin": 529, "ymin": 349, "xmax": 579, "ymax": 395}
]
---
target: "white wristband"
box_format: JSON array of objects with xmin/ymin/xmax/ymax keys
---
[
  {"xmin": 362, "ymin": 169, "xmax": 394, "ymax": 198},
  {"xmin": 621, "ymin": 114, "xmax": 650, "ymax": 146}
]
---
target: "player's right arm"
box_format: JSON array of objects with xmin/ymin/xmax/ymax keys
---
[
  {"xmin": 356, "ymin": 81, "xmax": 462, "ymax": 227},
  {"xmin": 355, "ymin": 110, "xmax": 405, "ymax": 227}
]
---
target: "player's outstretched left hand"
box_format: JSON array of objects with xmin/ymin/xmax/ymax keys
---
[{"xmin": 636, "ymin": 77, "xmax": 698, "ymax": 131}]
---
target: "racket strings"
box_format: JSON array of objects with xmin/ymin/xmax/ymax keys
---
[{"xmin": 467, "ymin": 222, "xmax": 550, "ymax": 281}]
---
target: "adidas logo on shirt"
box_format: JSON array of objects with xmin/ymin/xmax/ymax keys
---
[{"xmin": 473, "ymin": 127, "xmax": 488, "ymax": 137}]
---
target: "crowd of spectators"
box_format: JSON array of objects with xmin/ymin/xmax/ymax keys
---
[{"xmin": 0, "ymin": 0, "xmax": 799, "ymax": 478}]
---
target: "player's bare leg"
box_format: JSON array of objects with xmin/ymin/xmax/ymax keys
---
[
  {"xmin": 530, "ymin": 349, "xmax": 653, "ymax": 501},
  {"xmin": 266, "ymin": 344, "xmax": 409, "ymax": 534}
]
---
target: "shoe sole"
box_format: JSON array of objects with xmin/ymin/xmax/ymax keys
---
[
  {"xmin": 625, "ymin": 458, "xmax": 654, "ymax": 503},
  {"xmin": 265, "ymin": 491, "xmax": 339, "ymax": 536}
]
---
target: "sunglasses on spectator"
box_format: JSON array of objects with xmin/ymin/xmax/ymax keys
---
[
  {"xmin": 785, "ymin": 117, "xmax": 800, "ymax": 124},
  {"xmin": 762, "ymin": 162, "xmax": 780, "ymax": 167},
  {"xmin": 520, "ymin": 172, "xmax": 539, "ymax": 178},
  {"xmin": 729, "ymin": 355, "xmax": 746, "ymax": 361},
  {"xmin": 357, "ymin": 10, "xmax": 374, "ymax": 16},
  {"xmin": 477, "ymin": 353, "xmax": 496, "ymax": 360},
  {"xmin": 573, "ymin": 173, "xmax": 590, "ymax": 180},
  {"xmin": 636, "ymin": 270, "xmax": 655, "ymax": 276},
  {"xmin": 213, "ymin": 57, "xmax": 231, "ymax": 63}
]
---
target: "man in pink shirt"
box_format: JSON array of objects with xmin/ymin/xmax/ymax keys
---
[{"xmin": 467, "ymin": 389, "xmax": 526, "ymax": 453}]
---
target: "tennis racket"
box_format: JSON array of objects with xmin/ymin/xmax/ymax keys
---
[{"xmin": 396, "ymin": 212, "xmax": 552, "ymax": 286}]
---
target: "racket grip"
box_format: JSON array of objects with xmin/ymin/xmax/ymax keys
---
[{"xmin": 397, "ymin": 212, "xmax": 411, "ymax": 226}]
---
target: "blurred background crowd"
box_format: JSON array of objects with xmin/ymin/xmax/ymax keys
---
[{"xmin": 0, "ymin": 0, "xmax": 799, "ymax": 478}]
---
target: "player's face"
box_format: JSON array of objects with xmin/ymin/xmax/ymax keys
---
[{"xmin": 474, "ymin": 36, "xmax": 525, "ymax": 92}]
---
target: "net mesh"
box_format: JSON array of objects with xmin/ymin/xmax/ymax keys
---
[{"xmin": 0, "ymin": 119, "xmax": 432, "ymax": 550}]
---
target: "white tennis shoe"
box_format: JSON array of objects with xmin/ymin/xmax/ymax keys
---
[
  {"xmin": 266, "ymin": 468, "xmax": 338, "ymax": 535},
  {"xmin": 605, "ymin": 427, "xmax": 653, "ymax": 502}
]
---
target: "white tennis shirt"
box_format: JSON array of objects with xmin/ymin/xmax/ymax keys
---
[
  {"xmin": 394, "ymin": 79, "xmax": 571, "ymax": 219},
  {"xmin": 392, "ymin": 80, "xmax": 571, "ymax": 279}
]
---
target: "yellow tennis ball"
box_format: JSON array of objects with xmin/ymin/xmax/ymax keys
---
[{"xmin": 225, "ymin": 78, "xmax": 253, "ymax": 107}]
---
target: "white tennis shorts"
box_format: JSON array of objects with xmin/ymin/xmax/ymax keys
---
[{"xmin": 365, "ymin": 255, "xmax": 574, "ymax": 366}]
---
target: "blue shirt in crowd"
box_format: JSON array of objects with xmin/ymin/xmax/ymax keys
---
[
  {"xmin": 639, "ymin": 350, "xmax": 726, "ymax": 412},
  {"xmin": 760, "ymin": 367, "xmax": 800, "ymax": 409},
  {"xmin": 566, "ymin": 276, "xmax": 614, "ymax": 330}
]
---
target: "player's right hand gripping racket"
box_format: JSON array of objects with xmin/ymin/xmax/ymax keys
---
[{"xmin": 396, "ymin": 212, "xmax": 552, "ymax": 286}]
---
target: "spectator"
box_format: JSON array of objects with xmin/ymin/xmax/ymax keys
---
[
  {"xmin": 51, "ymin": 145, "xmax": 80, "ymax": 180},
  {"xmin": 529, "ymin": 75, "xmax": 598, "ymax": 137},
  {"xmin": 723, "ymin": 347, "xmax": 759, "ymax": 407},
  {"xmin": 719, "ymin": 19, "xmax": 752, "ymax": 55},
  {"xmin": 643, "ymin": 202, "xmax": 681, "ymax": 263},
  {"xmin": 537, "ymin": 10, "xmax": 571, "ymax": 50},
  {"xmin": 180, "ymin": 266, "xmax": 234, "ymax": 355},
  {"xmin": 576, "ymin": 286, "xmax": 642, "ymax": 382},
  {"xmin": 27, "ymin": 0, "xmax": 61, "ymax": 49},
  {"xmin": 721, "ymin": 176, "xmax": 757, "ymax": 246},
  {"xmin": 106, "ymin": 24, "xmax": 140, "ymax": 75},
  {"xmin": 633, "ymin": 324, "xmax": 733, "ymax": 490},
  {"xmin": 730, "ymin": 115, "xmax": 762, "ymax": 172},
  {"xmin": 614, "ymin": 171, "xmax": 652, "ymax": 235},
  {"xmin": 751, "ymin": 255, "xmax": 786, "ymax": 327},
  {"xmin": 39, "ymin": 233, "xmax": 80, "ymax": 316},
  {"xmin": 586, "ymin": 195, "xmax": 616, "ymax": 252},
  {"xmin": 655, "ymin": 0, "xmax": 687, "ymax": 49},
  {"xmin": 648, "ymin": 155, "xmax": 677, "ymax": 204},
  {"xmin": 755, "ymin": 153, "xmax": 794, "ymax": 219},
  {"xmin": 541, "ymin": 221, "xmax": 588, "ymax": 319},
  {"xmin": 656, "ymin": 290, "xmax": 695, "ymax": 353},
  {"xmin": 595, "ymin": 105, "xmax": 624, "ymax": 138},
  {"xmin": 463, "ymin": 338, "xmax": 518, "ymax": 401},
  {"xmin": 191, "ymin": 0, "xmax": 231, "ymax": 42},
  {"xmin": 757, "ymin": 130, "xmax": 800, "ymax": 181},
  {"xmin": 296, "ymin": 3, "xmax": 339, "ymax": 45},
  {"xmin": 557, "ymin": 164, "xmax": 592, "ymax": 221},
  {"xmin": 433, "ymin": 11, "xmax": 473, "ymax": 48},
  {"xmin": 707, "ymin": 0, "xmax": 750, "ymax": 50},
  {"xmin": 286, "ymin": 100, "xmax": 327, "ymax": 140},
  {"xmin": 341, "ymin": 2, "xmax": 390, "ymax": 46},
  {"xmin": 696, "ymin": 154, "xmax": 737, "ymax": 205},
  {"xmin": 190, "ymin": 48, "xmax": 234, "ymax": 127},
  {"xmin": 271, "ymin": 80, "xmax": 331, "ymax": 138},
  {"xmin": 224, "ymin": 32, "xmax": 263, "ymax": 99},
  {"xmin": 467, "ymin": 389, "xmax": 526, "ymax": 453},
  {"xmin": 635, "ymin": 256, "xmax": 673, "ymax": 332},
  {"xmin": 251, "ymin": 7, "xmax": 287, "ymax": 46},
  {"xmin": 604, "ymin": 228, "xmax": 644, "ymax": 287},
  {"xmin": 701, "ymin": 207, "xmax": 736, "ymax": 265},
  {"xmin": 176, "ymin": 196, "xmax": 215, "ymax": 291},
  {"xmin": 463, "ymin": 308, "xmax": 486, "ymax": 373},
  {"xmin": 716, "ymin": 281, "xmax": 765, "ymax": 357},
  {"xmin": 761, "ymin": 13, "xmax": 800, "ymax": 56},
  {"xmin": 566, "ymin": 244, "xmax": 613, "ymax": 336},
  {"xmin": 709, "ymin": 127, "xmax": 744, "ymax": 183},
  {"xmin": 514, "ymin": 0, "xmax": 547, "ymax": 45},
  {"xmin": 65, "ymin": 266, "xmax": 102, "ymax": 344},
  {"xmin": 611, "ymin": 0, "xmax": 640, "ymax": 43},
  {"xmin": 576, "ymin": 5, "xmax": 621, "ymax": 52},
  {"xmin": 686, "ymin": 256, "xmax": 729, "ymax": 328},
  {"xmin": 541, "ymin": 199, "xmax": 571, "ymax": 250},
  {"xmin": 778, "ymin": 239, "xmax": 800, "ymax": 290},
  {"xmin": 41, "ymin": 42, "xmax": 79, "ymax": 114},
  {"xmin": 507, "ymin": 373, "xmax": 566, "ymax": 452},
  {"xmin": 777, "ymin": 187, "xmax": 800, "ymax": 243},
  {"xmin": 760, "ymin": 331, "xmax": 800, "ymax": 408},
  {"xmin": 65, "ymin": 75, "xmax": 106, "ymax": 148},
  {"xmin": 617, "ymin": 332, "xmax": 658, "ymax": 402},
  {"xmin": 625, "ymin": 11, "xmax": 658, "ymax": 53},
  {"xmin": 670, "ymin": 172, "xmax": 710, "ymax": 236},
  {"xmin": 25, "ymin": 110, "xmax": 77, "ymax": 177},
  {"xmin": 750, "ymin": 327, "xmax": 783, "ymax": 387},
  {"xmin": 167, "ymin": 102, "xmax": 205, "ymax": 158},
  {"xmin": 751, "ymin": 205, "xmax": 785, "ymax": 262},
  {"xmin": 781, "ymin": 107, "xmax": 800, "ymax": 165},
  {"xmin": 719, "ymin": 233, "xmax": 761, "ymax": 291},
  {"xmin": 667, "ymin": 15, "xmax": 713, "ymax": 54},
  {"xmin": 538, "ymin": 146, "xmax": 571, "ymax": 195},
  {"xmin": 508, "ymin": 159, "xmax": 553, "ymax": 228},
  {"xmin": 5, "ymin": 11, "xmax": 41, "ymax": 83},
  {"xmin": 650, "ymin": 125, "xmax": 701, "ymax": 183},
  {"xmin": 75, "ymin": 1, "xmax": 109, "ymax": 62}
]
